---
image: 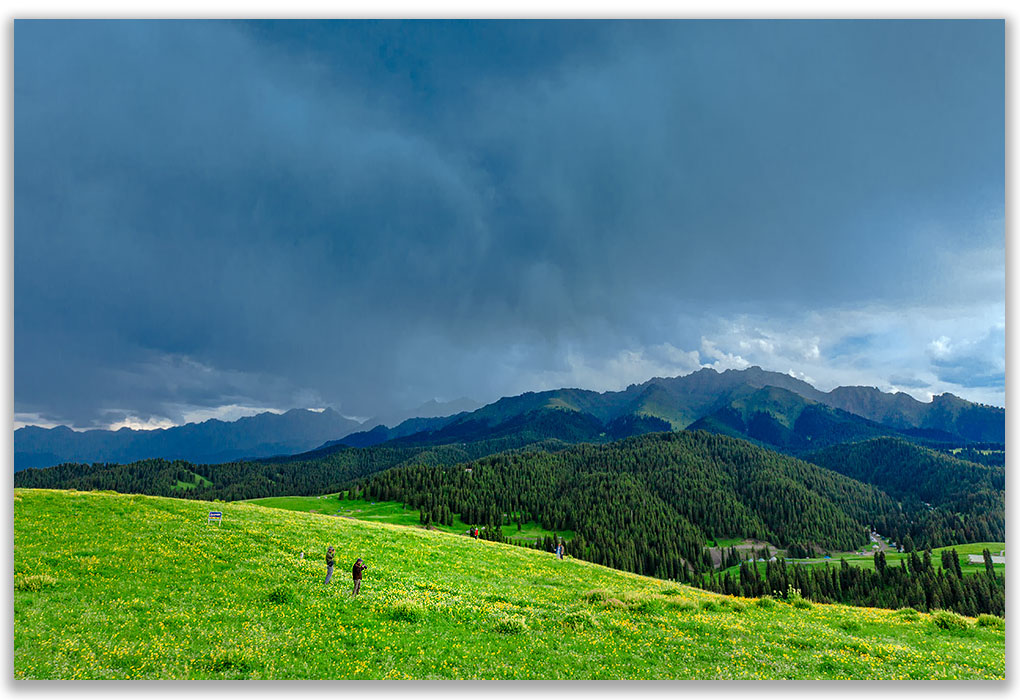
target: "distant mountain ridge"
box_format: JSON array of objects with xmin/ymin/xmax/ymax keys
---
[
  {"xmin": 15, "ymin": 366, "xmax": 1004, "ymax": 470},
  {"xmin": 357, "ymin": 397, "xmax": 483, "ymax": 433},
  {"xmin": 334, "ymin": 367, "xmax": 1003, "ymax": 454},
  {"xmin": 311, "ymin": 397, "xmax": 484, "ymax": 449},
  {"xmin": 822, "ymin": 386, "xmax": 1004, "ymax": 442},
  {"xmin": 685, "ymin": 385, "xmax": 898, "ymax": 452},
  {"xmin": 14, "ymin": 408, "xmax": 364, "ymax": 471}
]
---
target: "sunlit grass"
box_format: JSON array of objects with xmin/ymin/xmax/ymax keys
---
[{"xmin": 14, "ymin": 488, "xmax": 1005, "ymax": 679}]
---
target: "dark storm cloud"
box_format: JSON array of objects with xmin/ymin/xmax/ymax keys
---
[{"xmin": 14, "ymin": 20, "xmax": 1004, "ymax": 427}]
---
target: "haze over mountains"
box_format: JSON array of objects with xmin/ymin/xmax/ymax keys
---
[{"xmin": 15, "ymin": 366, "xmax": 1003, "ymax": 473}]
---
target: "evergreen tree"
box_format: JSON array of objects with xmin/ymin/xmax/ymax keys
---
[{"xmin": 982, "ymin": 548, "xmax": 996, "ymax": 579}]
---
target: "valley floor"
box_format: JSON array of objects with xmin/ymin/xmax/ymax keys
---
[{"xmin": 14, "ymin": 489, "xmax": 1006, "ymax": 680}]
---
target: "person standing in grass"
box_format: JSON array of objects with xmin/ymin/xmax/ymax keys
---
[
  {"xmin": 556, "ymin": 540, "xmax": 564, "ymax": 560},
  {"xmin": 351, "ymin": 557, "xmax": 367, "ymax": 596},
  {"xmin": 324, "ymin": 546, "xmax": 335, "ymax": 584}
]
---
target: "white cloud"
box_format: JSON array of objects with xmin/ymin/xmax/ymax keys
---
[
  {"xmin": 176, "ymin": 404, "xmax": 284, "ymax": 425},
  {"xmin": 693, "ymin": 303, "xmax": 1004, "ymax": 406},
  {"xmin": 525, "ymin": 342, "xmax": 703, "ymax": 394},
  {"xmin": 787, "ymin": 369, "xmax": 816, "ymax": 385},
  {"xmin": 700, "ymin": 338, "xmax": 750, "ymax": 371},
  {"xmin": 928, "ymin": 335, "xmax": 953, "ymax": 359},
  {"xmin": 106, "ymin": 415, "xmax": 177, "ymax": 431},
  {"xmin": 502, "ymin": 301, "xmax": 1004, "ymax": 411}
]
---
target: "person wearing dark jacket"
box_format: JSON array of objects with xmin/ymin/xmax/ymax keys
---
[
  {"xmin": 324, "ymin": 546, "xmax": 335, "ymax": 584},
  {"xmin": 351, "ymin": 558, "xmax": 367, "ymax": 596}
]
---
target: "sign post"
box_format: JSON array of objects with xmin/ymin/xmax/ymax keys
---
[{"xmin": 208, "ymin": 511, "xmax": 223, "ymax": 526}]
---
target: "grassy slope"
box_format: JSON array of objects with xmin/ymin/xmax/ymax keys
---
[
  {"xmin": 245, "ymin": 493, "xmax": 574, "ymax": 542},
  {"xmin": 14, "ymin": 489, "xmax": 1004, "ymax": 680},
  {"xmin": 170, "ymin": 472, "xmax": 213, "ymax": 492}
]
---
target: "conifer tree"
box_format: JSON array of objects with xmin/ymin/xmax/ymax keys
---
[{"xmin": 982, "ymin": 548, "xmax": 996, "ymax": 579}]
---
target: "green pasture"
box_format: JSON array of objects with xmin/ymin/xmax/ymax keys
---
[
  {"xmin": 170, "ymin": 472, "xmax": 213, "ymax": 492},
  {"xmin": 14, "ymin": 488, "xmax": 1004, "ymax": 679},
  {"xmin": 246, "ymin": 493, "xmax": 571, "ymax": 543},
  {"xmin": 707, "ymin": 537, "xmax": 746, "ymax": 547},
  {"xmin": 722, "ymin": 542, "xmax": 1005, "ymax": 579},
  {"xmin": 930, "ymin": 542, "xmax": 1005, "ymax": 558},
  {"xmin": 502, "ymin": 521, "xmax": 574, "ymax": 542}
]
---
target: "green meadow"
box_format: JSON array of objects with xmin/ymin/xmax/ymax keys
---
[
  {"xmin": 170, "ymin": 471, "xmax": 213, "ymax": 492},
  {"xmin": 14, "ymin": 488, "xmax": 1005, "ymax": 679},
  {"xmin": 707, "ymin": 537, "xmax": 746, "ymax": 547},
  {"xmin": 246, "ymin": 492, "xmax": 572, "ymax": 542},
  {"xmin": 723, "ymin": 542, "xmax": 1007, "ymax": 579}
]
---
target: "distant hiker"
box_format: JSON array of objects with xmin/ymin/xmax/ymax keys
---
[
  {"xmin": 556, "ymin": 542, "xmax": 564, "ymax": 560},
  {"xmin": 324, "ymin": 546, "xmax": 335, "ymax": 584},
  {"xmin": 351, "ymin": 558, "xmax": 367, "ymax": 596}
]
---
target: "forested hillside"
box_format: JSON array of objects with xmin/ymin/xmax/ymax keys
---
[
  {"xmin": 13, "ymin": 435, "xmax": 570, "ymax": 502},
  {"xmin": 805, "ymin": 438, "xmax": 1005, "ymax": 547},
  {"xmin": 355, "ymin": 431, "xmax": 906, "ymax": 579},
  {"xmin": 18, "ymin": 426, "xmax": 1004, "ymax": 575}
]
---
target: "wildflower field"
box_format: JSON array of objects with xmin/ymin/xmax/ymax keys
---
[{"xmin": 13, "ymin": 488, "xmax": 1006, "ymax": 679}]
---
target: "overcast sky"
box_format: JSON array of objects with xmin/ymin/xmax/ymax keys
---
[{"xmin": 14, "ymin": 20, "xmax": 1004, "ymax": 430}]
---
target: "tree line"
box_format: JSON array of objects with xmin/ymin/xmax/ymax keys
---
[
  {"xmin": 12, "ymin": 435, "xmax": 573, "ymax": 502},
  {"xmin": 697, "ymin": 547, "xmax": 1004, "ymax": 617}
]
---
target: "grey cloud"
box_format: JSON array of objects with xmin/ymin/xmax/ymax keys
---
[
  {"xmin": 931, "ymin": 363, "xmax": 1004, "ymax": 390},
  {"xmin": 928, "ymin": 326, "xmax": 1006, "ymax": 390},
  {"xmin": 888, "ymin": 375, "xmax": 930, "ymax": 389},
  {"xmin": 14, "ymin": 21, "xmax": 1005, "ymax": 427}
]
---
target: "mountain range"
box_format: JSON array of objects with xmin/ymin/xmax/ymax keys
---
[
  {"xmin": 14, "ymin": 366, "xmax": 1004, "ymax": 471},
  {"xmin": 13, "ymin": 408, "xmax": 363, "ymax": 471},
  {"xmin": 333, "ymin": 366, "xmax": 1004, "ymax": 454},
  {"xmin": 16, "ymin": 370, "xmax": 1005, "ymax": 566}
]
